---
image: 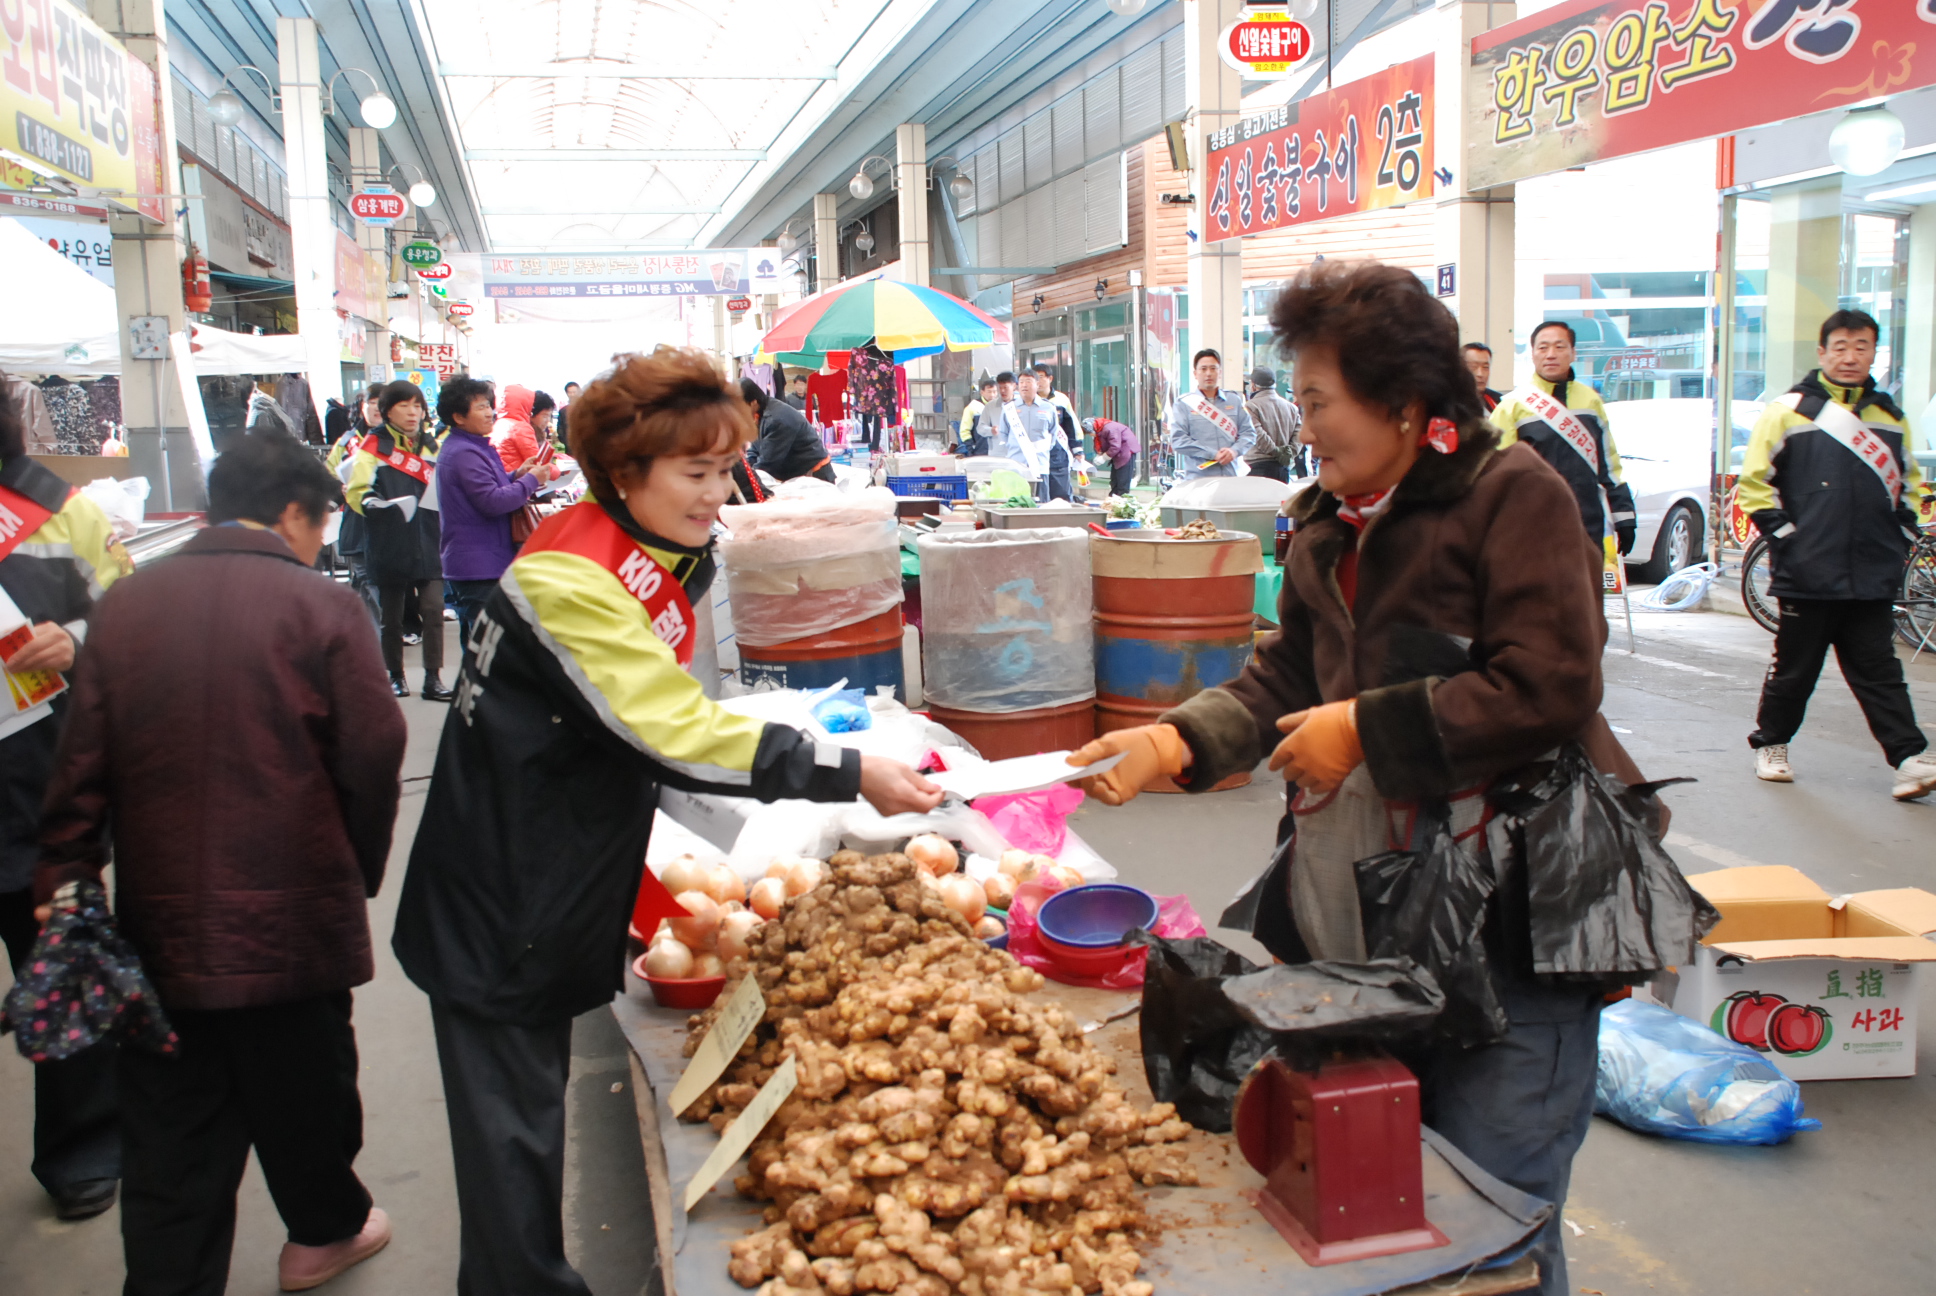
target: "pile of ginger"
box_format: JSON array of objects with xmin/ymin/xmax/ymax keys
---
[{"xmin": 678, "ymin": 849, "xmax": 1197, "ymax": 1296}]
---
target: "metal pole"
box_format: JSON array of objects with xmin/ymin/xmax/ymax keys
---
[
  {"xmin": 1714, "ymin": 191, "xmax": 1738, "ymax": 561},
  {"xmin": 1129, "ymin": 272, "xmax": 1146, "ymax": 486}
]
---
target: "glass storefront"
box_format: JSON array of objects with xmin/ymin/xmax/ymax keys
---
[{"xmin": 1722, "ymin": 152, "xmax": 1936, "ymax": 470}]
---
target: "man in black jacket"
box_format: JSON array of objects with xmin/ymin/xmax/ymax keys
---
[
  {"xmin": 741, "ymin": 378, "xmax": 834, "ymax": 482},
  {"xmin": 1740, "ymin": 309, "xmax": 1934, "ymax": 800}
]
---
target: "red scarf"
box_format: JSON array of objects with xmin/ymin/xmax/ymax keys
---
[
  {"xmin": 0, "ymin": 481, "xmax": 59, "ymax": 564},
  {"xmin": 518, "ymin": 501, "xmax": 698, "ymax": 669}
]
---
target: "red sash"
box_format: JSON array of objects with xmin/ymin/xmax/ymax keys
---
[
  {"xmin": 0, "ymin": 483, "xmax": 58, "ymax": 565},
  {"xmin": 359, "ymin": 434, "xmax": 432, "ymax": 483},
  {"xmin": 519, "ymin": 501, "xmax": 698, "ymax": 669}
]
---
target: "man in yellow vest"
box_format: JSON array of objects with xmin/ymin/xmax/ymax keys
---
[{"xmin": 1489, "ymin": 321, "xmax": 1636, "ymax": 555}]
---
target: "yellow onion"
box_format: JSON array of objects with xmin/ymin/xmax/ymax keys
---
[
  {"xmin": 749, "ymin": 877, "xmax": 787, "ymax": 921},
  {"xmin": 669, "ymin": 891, "xmax": 721, "ymax": 949},
  {"xmin": 765, "ymin": 858, "xmax": 793, "ymax": 881},
  {"xmin": 906, "ymin": 834, "xmax": 959, "ymax": 876},
  {"xmin": 785, "ymin": 858, "xmax": 825, "ymax": 897},
  {"xmin": 974, "ymin": 914, "xmax": 1006, "ymax": 940},
  {"xmin": 983, "ymin": 873, "xmax": 1017, "ymax": 910},
  {"xmin": 937, "ymin": 873, "xmax": 986, "ymax": 923},
  {"xmin": 719, "ymin": 911, "xmax": 763, "ymax": 961},
  {"xmin": 998, "ymin": 849, "xmax": 1038, "ymax": 881},
  {"xmin": 659, "ymin": 855, "xmax": 703, "ymax": 897},
  {"xmin": 690, "ymin": 952, "xmax": 725, "ymax": 979},
  {"xmin": 1048, "ymin": 865, "xmax": 1086, "ymax": 891},
  {"xmin": 701, "ymin": 862, "xmax": 745, "ymax": 905},
  {"xmin": 643, "ymin": 939, "xmax": 695, "ymax": 979}
]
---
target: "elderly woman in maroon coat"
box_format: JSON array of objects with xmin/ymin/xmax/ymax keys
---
[{"xmin": 1070, "ymin": 260, "xmax": 1674, "ymax": 1296}]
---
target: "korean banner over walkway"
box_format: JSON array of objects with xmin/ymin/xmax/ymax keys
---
[
  {"xmin": 1205, "ymin": 55, "xmax": 1434, "ymax": 243},
  {"xmin": 483, "ymin": 249, "xmax": 788, "ymax": 299},
  {"xmin": 1469, "ymin": 0, "xmax": 1936, "ymax": 190}
]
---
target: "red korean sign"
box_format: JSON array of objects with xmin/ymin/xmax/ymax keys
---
[
  {"xmin": 1218, "ymin": 9, "xmax": 1315, "ymax": 78},
  {"xmin": 445, "ymin": 301, "xmax": 474, "ymax": 317},
  {"xmin": 1206, "ymin": 55, "xmax": 1433, "ymax": 243},
  {"xmin": 726, "ymin": 295, "xmax": 752, "ymax": 314},
  {"xmin": 417, "ymin": 260, "xmax": 454, "ymax": 281},
  {"xmin": 350, "ymin": 186, "xmax": 407, "ymax": 224},
  {"xmin": 1469, "ymin": 0, "xmax": 1936, "ymax": 190}
]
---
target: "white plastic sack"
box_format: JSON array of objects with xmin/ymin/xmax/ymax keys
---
[
  {"xmin": 80, "ymin": 475, "xmax": 148, "ymax": 541},
  {"xmin": 1159, "ymin": 475, "xmax": 1293, "ymax": 510},
  {"xmin": 719, "ymin": 486, "xmax": 903, "ymax": 646},
  {"xmin": 918, "ymin": 528, "xmax": 1095, "ymax": 713}
]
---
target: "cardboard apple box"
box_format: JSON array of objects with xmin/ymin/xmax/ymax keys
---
[{"xmin": 1663, "ymin": 867, "xmax": 1936, "ymax": 1081}]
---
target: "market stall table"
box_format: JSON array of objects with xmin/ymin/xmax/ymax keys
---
[{"xmin": 609, "ymin": 972, "xmax": 1540, "ymax": 1296}]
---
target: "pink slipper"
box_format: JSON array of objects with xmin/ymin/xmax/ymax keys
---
[{"xmin": 278, "ymin": 1206, "xmax": 392, "ymax": 1291}]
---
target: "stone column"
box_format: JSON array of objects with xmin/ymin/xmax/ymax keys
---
[
  {"xmin": 1902, "ymin": 204, "xmax": 1936, "ymax": 435},
  {"xmin": 896, "ymin": 123, "xmax": 931, "ymax": 288},
  {"xmin": 349, "ymin": 126, "xmax": 392, "ymax": 386},
  {"xmin": 88, "ymin": 0, "xmax": 200, "ymax": 507},
  {"xmin": 1434, "ymin": 0, "xmax": 1518, "ymax": 380},
  {"xmin": 814, "ymin": 192, "xmax": 840, "ymax": 293},
  {"xmin": 277, "ymin": 17, "xmax": 342, "ymax": 418},
  {"xmin": 1185, "ymin": 0, "xmax": 1244, "ymax": 370},
  {"xmin": 1763, "ymin": 175, "xmax": 1842, "ymax": 393}
]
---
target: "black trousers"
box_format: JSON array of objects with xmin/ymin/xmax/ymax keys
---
[
  {"xmin": 0, "ymin": 888, "xmax": 120, "ymax": 1195},
  {"xmin": 430, "ymin": 1002, "xmax": 592, "ymax": 1296},
  {"xmin": 448, "ymin": 579, "xmax": 498, "ymax": 668},
  {"xmin": 860, "ymin": 410, "xmax": 883, "ymax": 453},
  {"xmin": 119, "ymin": 991, "xmax": 372, "ymax": 1296},
  {"xmin": 378, "ymin": 578, "xmax": 445, "ymax": 681},
  {"xmin": 1750, "ymin": 598, "xmax": 1926, "ymax": 766},
  {"xmin": 1244, "ymin": 459, "xmax": 1291, "ymax": 482},
  {"xmin": 343, "ymin": 556, "xmax": 381, "ymax": 627},
  {"xmin": 1109, "ymin": 457, "xmax": 1137, "ymax": 496}
]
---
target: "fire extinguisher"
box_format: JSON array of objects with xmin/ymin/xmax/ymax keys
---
[{"xmin": 182, "ymin": 244, "xmax": 212, "ymax": 313}]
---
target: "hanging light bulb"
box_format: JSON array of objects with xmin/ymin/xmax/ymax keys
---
[
  {"xmin": 409, "ymin": 180, "xmax": 437, "ymax": 208},
  {"xmin": 359, "ymin": 90, "xmax": 398, "ymax": 130},
  {"xmin": 1829, "ymin": 106, "xmax": 1905, "ymax": 177},
  {"xmin": 777, "ymin": 230, "xmax": 797, "ymax": 255},
  {"xmin": 855, "ymin": 229, "xmax": 876, "ymax": 254},
  {"xmin": 849, "ymin": 170, "xmax": 874, "ymax": 201},
  {"xmin": 207, "ymin": 88, "xmax": 245, "ymax": 126},
  {"xmin": 948, "ymin": 172, "xmax": 974, "ymax": 201},
  {"xmin": 1107, "ymin": 0, "xmax": 1146, "ymax": 14}
]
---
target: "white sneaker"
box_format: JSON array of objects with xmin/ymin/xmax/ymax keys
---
[
  {"xmin": 1755, "ymin": 744, "xmax": 1794, "ymax": 783},
  {"xmin": 1894, "ymin": 753, "xmax": 1936, "ymax": 802}
]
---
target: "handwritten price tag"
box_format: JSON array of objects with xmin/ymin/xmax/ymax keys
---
[
  {"xmin": 682, "ymin": 1054, "xmax": 796, "ymax": 1213},
  {"xmin": 668, "ymin": 975, "xmax": 765, "ymax": 1117}
]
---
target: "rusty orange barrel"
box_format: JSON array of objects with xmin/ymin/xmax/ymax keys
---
[
  {"xmin": 1091, "ymin": 530, "xmax": 1263, "ymax": 791},
  {"xmin": 738, "ymin": 609, "xmax": 906, "ymax": 699},
  {"xmin": 924, "ymin": 699, "xmax": 1097, "ymax": 762}
]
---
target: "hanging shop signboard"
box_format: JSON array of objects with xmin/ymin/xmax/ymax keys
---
[
  {"xmin": 1, "ymin": 0, "xmax": 166, "ymax": 221},
  {"xmin": 401, "ymin": 240, "xmax": 442, "ymax": 268},
  {"xmin": 1218, "ymin": 7, "xmax": 1316, "ymax": 79},
  {"xmin": 1468, "ymin": 0, "xmax": 1936, "ymax": 191},
  {"xmin": 416, "ymin": 259, "xmax": 454, "ymax": 281},
  {"xmin": 482, "ymin": 248, "xmax": 787, "ymax": 299},
  {"xmin": 1205, "ymin": 55, "xmax": 1433, "ymax": 243},
  {"xmin": 446, "ymin": 302, "xmax": 473, "ymax": 318},
  {"xmin": 350, "ymin": 184, "xmax": 407, "ymax": 226}
]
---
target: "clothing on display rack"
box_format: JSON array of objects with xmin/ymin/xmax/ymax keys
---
[
  {"xmin": 5, "ymin": 373, "xmax": 58, "ymax": 453},
  {"xmin": 87, "ymin": 377, "xmax": 121, "ymax": 441},
  {"xmin": 804, "ymin": 369, "xmax": 848, "ymax": 426},
  {"xmin": 40, "ymin": 379, "xmax": 98, "ymax": 454},
  {"xmin": 847, "ymin": 348, "xmax": 896, "ymax": 422}
]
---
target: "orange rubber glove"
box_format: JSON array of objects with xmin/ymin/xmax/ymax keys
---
[
  {"xmin": 1268, "ymin": 701, "xmax": 1363, "ymax": 793},
  {"xmin": 1066, "ymin": 723, "xmax": 1192, "ymax": 806}
]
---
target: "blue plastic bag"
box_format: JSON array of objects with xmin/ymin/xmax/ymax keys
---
[
  {"xmin": 1595, "ymin": 999, "xmax": 1821, "ymax": 1145},
  {"xmin": 809, "ymin": 688, "xmax": 872, "ymax": 733}
]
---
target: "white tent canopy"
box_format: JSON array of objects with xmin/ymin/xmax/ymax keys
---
[{"xmin": 0, "ymin": 217, "xmax": 307, "ymax": 378}]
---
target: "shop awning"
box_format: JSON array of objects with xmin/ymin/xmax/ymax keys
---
[{"xmin": 210, "ymin": 270, "xmax": 295, "ymax": 295}]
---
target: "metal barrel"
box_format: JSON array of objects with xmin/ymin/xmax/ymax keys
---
[{"xmin": 738, "ymin": 608, "xmax": 906, "ymax": 700}]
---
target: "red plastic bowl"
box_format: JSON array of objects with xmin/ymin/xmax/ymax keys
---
[
  {"xmin": 1037, "ymin": 929, "xmax": 1133, "ymax": 977},
  {"xmin": 633, "ymin": 954, "xmax": 726, "ymax": 1009}
]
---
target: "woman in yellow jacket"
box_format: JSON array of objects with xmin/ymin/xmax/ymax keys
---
[{"xmin": 393, "ymin": 348, "xmax": 941, "ymax": 1296}]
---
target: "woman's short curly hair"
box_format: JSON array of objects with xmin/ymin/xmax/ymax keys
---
[
  {"xmin": 1267, "ymin": 260, "xmax": 1486, "ymax": 435},
  {"xmin": 568, "ymin": 347, "xmax": 754, "ymax": 503}
]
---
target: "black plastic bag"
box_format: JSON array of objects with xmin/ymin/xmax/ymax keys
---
[
  {"xmin": 1355, "ymin": 804, "xmax": 1508, "ymax": 1049},
  {"xmin": 1488, "ymin": 745, "xmax": 1717, "ymax": 980},
  {"xmin": 1133, "ymin": 931, "xmax": 1443, "ymax": 1131},
  {"xmin": 0, "ymin": 881, "xmax": 177, "ymax": 1062}
]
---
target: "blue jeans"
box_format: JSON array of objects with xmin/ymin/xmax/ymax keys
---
[
  {"xmin": 448, "ymin": 579, "xmax": 499, "ymax": 668},
  {"xmin": 1417, "ymin": 983, "xmax": 1604, "ymax": 1296},
  {"xmin": 1046, "ymin": 442, "xmax": 1073, "ymax": 503}
]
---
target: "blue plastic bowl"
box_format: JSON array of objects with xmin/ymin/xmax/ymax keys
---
[
  {"xmin": 1105, "ymin": 518, "xmax": 1141, "ymax": 531},
  {"xmin": 1037, "ymin": 883, "xmax": 1159, "ymax": 948}
]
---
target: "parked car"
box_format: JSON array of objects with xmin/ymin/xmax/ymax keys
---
[{"xmin": 1603, "ymin": 398, "xmax": 1713, "ymax": 584}]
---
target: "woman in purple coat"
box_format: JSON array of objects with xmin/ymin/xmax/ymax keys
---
[{"xmin": 436, "ymin": 376, "xmax": 554, "ymax": 655}]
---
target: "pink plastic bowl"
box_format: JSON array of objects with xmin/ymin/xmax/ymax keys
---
[{"xmin": 633, "ymin": 954, "xmax": 726, "ymax": 1009}]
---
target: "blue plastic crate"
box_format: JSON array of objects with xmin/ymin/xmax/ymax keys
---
[{"xmin": 888, "ymin": 474, "xmax": 969, "ymax": 500}]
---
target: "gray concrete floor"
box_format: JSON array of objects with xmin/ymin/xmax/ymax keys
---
[
  {"xmin": 5, "ymin": 601, "xmax": 1934, "ymax": 1295},
  {"xmin": 0, "ymin": 642, "xmax": 660, "ymax": 1295}
]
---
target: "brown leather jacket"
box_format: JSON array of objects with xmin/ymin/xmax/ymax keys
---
[
  {"xmin": 36, "ymin": 526, "xmax": 407, "ymax": 1010},
  {"xmin": 1165, "ymin": 424, "xmax": 1643, "ymax": 798}
]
